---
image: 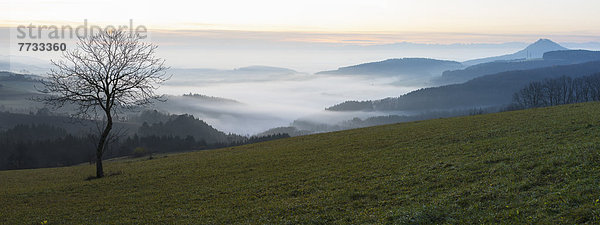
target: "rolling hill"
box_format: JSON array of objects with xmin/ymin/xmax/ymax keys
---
[
  {"xmin": 434, "ymin": 50, "xmax": 600, "ymax": 85},
  {"xmin": 1, "ymin": 102, "xmax": 600, "ymax": 224},
  {"xmin": 463, "ymin": 39, "xmax": 568, "ymax": 65},
  {"xmin": 0, "ymin": 55, "xmax": 51, "ymax": 75},
  {"xmin": 0, "ymin": 71, "xmax": 48, "ymax": 112},
  {"xmin": 327, "ymin": 60, "xmax": 600, "ymax": 112},
  {"xmin": 316, "ymin": 58, "xmax": 463, "ymax": 78}
]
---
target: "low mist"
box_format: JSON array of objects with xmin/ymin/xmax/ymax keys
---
[{"xmin": 157, "ymin": 69, "xmax": 420, "ymax": 135}]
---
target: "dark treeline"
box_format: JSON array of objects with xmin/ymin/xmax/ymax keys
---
[
  {"xmin": 138, "ymin": 114, "xmax": 246, "ymax": 144},
  {"xmin": 118, "ymin": 135, "xmax": 208, "ymax": 156},
  {"xmin": 0, "ymin": 114, "xmax": 290, "ymax": 170},
  {"xmin": 0, "ymin": 125, "xmax": 96, "ymax": 170},
  {"xmin": 512, "ymin": 73, "xmax": 600, "ymax": 109},
  {"xmin": 116, "ymin": 132, "xmax": 289, "ymax": 157},
  {"xmin": 232, "ymin": 133, "xmax": 290, "ymax": 145}
]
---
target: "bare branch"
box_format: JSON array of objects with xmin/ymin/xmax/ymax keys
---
[{"xmin": 38, "ymin": 30, "xmax": 170, "ymax": 178}]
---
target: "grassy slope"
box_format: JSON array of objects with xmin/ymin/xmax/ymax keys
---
[{"xmin": 2, "ymin": 103, "xmax": 600, "ymax": 224}]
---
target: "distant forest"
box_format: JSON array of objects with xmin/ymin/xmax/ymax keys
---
[
  {"xmin": 327, "ymin": 60, "xmax": 600, "ymax": 112},
  {"xmin": 512, "ymin": 73, "xmax": 600, "ymax": 109},
  {"xmin": 0, "ymin": 111, "xmax": 289, "ymax": 170}
]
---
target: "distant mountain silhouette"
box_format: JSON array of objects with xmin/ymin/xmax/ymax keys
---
[
  {"xmin": 180, "ymin": 93, "xmax": 241, "ymax": 104},
  {"xmin": 434, "ymin": 50, "xmax": 600, "ymax": 85},
  {"xmin": 150, "ymin": 93, "xmax": 245, "ymax": 119},
  {"xmin": 233, "ymin": 66, "xmax": 297, "ymax": 74},
  {"xmin": 169, "ymin": 65, "xmax": 298, "ymax": 77},
  {"xmin": 0, "ymin": 55, "xmax": 51, "ymax": 75},
  {"xmin": 463, "ymin": 39, "xmax": 568, "ymax": 65},
  {"xmin": 316, "ymin": 58, "xmax": 464, "ymax": 78},
  {"xmin": 543, "ymin": 50, "xmax": 600, "ymax": 62},
  {"xmin": 327, "ymin": 60, "xmax": 600, "ymax": 112}
]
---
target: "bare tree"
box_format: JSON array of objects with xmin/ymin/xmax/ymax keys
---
[
  {"xmin": 512, "ymin": 73, "xmax": 600, "ymax": 109},
  {"xmin": 41, "ymin": 30, "xmax": 169, "ymax": 178}
]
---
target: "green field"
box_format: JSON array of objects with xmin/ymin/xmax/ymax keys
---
[{"xmin": 2, "ymin": 102, "xmax": 600, "ymax": 224}]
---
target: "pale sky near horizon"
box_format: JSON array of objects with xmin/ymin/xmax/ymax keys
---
[
  {"xmin": 4, "ymin": 0, "xmax": 600, "ymax": 134},
  {"xmin": 3, "ymin": 0, "xmax": 600, "ymax": 44}
]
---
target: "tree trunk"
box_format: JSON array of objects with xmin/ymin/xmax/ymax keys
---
[
  {"xmin": 96, "ymin": 153, "xmax": 104, "ymax": 178},
  {"xmin": 95, "ymin": 113, "xmax": 113, "ymax": 178}
]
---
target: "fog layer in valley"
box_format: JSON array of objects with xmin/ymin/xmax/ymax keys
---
[
  {"xmin": 5, "ymin": 26, "xmax": 600, "ymax": 136},
  {"xmin": 157, "ymin": 68, "xmax": 419, "ymax": 135}
]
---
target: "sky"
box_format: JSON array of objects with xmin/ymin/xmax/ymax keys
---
[
  {"xmin": 3, "ymin": 0, "xmax": 600, "ymax": 71},
  {"xmin": 3, "ymin": 0, "xmax": 600, "ymax": 44}
]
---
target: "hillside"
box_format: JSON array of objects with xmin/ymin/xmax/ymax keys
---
[
  {"xmin": 463, "ymin": 39, "xmax": 568, "ymax": 65},
  {"xmin": 2, "ymin": 102, "xmax": 600, "ymax": 224},
  {"xmin": 434, "ymin": 50, "xmax": 600, "ymax": 85},
  {"xmin": 327, "ymin": 60, "xmax": 600, "ymax": 112},
  {"xmin": 316, "ymin": 58, "xmax": 463, "ymax": 78},
  {"xmin": 138, "ymin": 114, "xmax": 245, "ymax": 144},
  {"xmin": 0, "ymin": 72, "xmax": 46, "ymax": 111},
  {"xmin": 0, "ymin": 111, "xmax": 250, "ymax": 170}
]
